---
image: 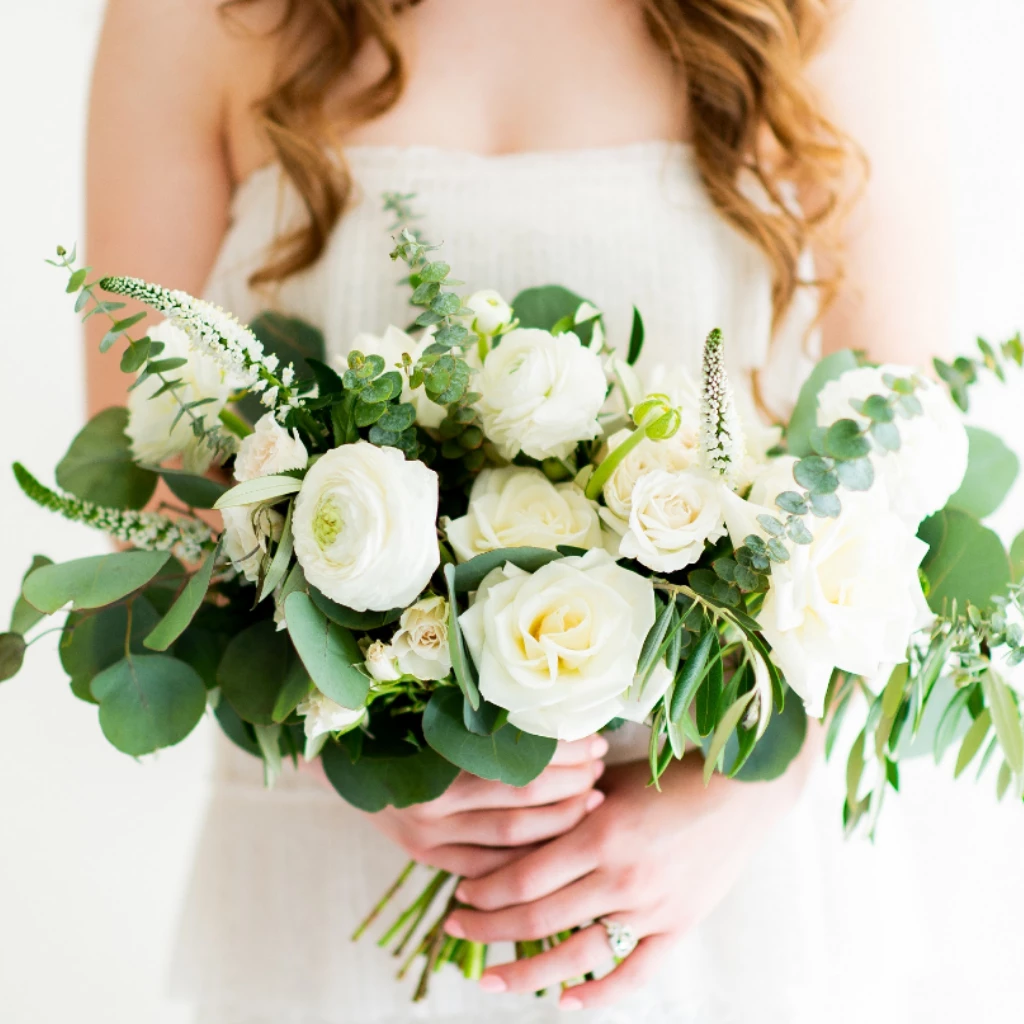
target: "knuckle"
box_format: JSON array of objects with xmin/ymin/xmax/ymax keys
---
[
  {"xmin": 614, "ymin": 862, "xmax": 642, "ymax": 897},
  {"xmin": 493, "ymin": 812, "xmax": 524, "ymax": 846},
  {"xmin": 521, "ymin": 904, "xmax": 550, "ymax": 937}
]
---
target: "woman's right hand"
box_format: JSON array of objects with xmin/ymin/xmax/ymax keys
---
[{"xmin": 366, "ymin": 736, "xmax": 609, "ymax": 879}]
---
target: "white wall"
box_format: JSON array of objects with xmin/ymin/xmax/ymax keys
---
[{"xmin": 0, "ymin": 3, "xmax": 1022, "ymax": 1023}]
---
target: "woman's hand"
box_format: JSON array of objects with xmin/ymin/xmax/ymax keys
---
[
  {"xmin": 446, "ymin": 748, "xmax": 814, "ymax": 1011},
  {"xmin": 302, "ymin": 735, "xmax": 608, "ymax": 879}
]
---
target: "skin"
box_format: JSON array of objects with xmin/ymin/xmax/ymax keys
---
[{"xmin": 87, "ymin": 0, "xmax": 954, "ymax": 1010}]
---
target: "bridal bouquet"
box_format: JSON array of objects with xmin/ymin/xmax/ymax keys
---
[{"xmin": 4, "ymin": 195, "xmax": 1024, "ymax": 997}]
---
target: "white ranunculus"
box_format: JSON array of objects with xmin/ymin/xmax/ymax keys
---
[
  {"xmin": 126, "ymin": 320, "xmax": 233, "ymax": 473},
  {"xmin": 721, "ymin": 477, "xmax": 933, "ymax": 718},
  {"xmin": 613, "ymin": 469, "xmax": 728, "ymax": 573},
  {"xmin": 234, "ymin": 413, "xmax": 308, "ymax": 482},
  {"xmin": 446, "ymin": 467, "xmax": 603, "ymax": 561},
  {"xmin": 463, "ymin": 289, "xmax": 513, "ymax": 336},
  {"xmin": 816, "ymin": 364, "xmax": 969, "ymax": 528},
  {"xmin": 362, "ymin": 639, "xmax": 401, "ymax": 682},
  {"xmin": 296, "ymin": 688, "xmax": 367, "ymax": 760},
  {"xmin": 390, "ymin": 596, "xmax": 452, "ymax": 681},
  {"xmin": 221, "ymin": 504, "xmax": 283, "ymax": 583},
  {"xmin": 460, "ymin": 549, "xmax": 667, "ymax": 741},
  {"xmin": 340, "ymin": 325, "xmax": 447, "ymax": 429},
  {"xmin": 477, "ymin": 328, "xmax": 607, "ymax": 461},
  {"xmin": 292, "ymin": 442, "xmax": 439, "ymax": 612}
]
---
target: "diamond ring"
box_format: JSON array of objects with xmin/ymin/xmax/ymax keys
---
[{"xmin": 598, "ymin": 918, "xmax": 639, "ymax": 960}]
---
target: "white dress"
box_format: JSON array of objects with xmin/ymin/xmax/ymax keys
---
[{"xmin": 171, "ymin": 142, "xmax": 920, "ymax": 1024}]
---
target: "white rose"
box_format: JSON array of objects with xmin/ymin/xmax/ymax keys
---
[
  {"xmin": 340, "ymin": 325, "xmax": 447, "ymax": 429},
  {"xmin": 613, "ymin": 469, "xmax": 728, "ymax": 573},
  {"xmin": 221, "ymin": 504, "xmax": 283, "ymax": 584},
  {"xmin": 463, "ymin": 289, "xmax": 513, "ymax": 336},
  {"xmin": 234, "ymin": 413, "xmax": 308, "ymax": 482},
  {"xmin": 459, "ymin": 549, "xmax": 669, "ymax": 741},
  {"xmin": 292, "ymin": 441, "xmax": 440, "ymax": 612},
  {"xmin": 296, "ymin": 687, "xmax": 367, "ymax": 760},
  {"xmin": 446, "ymin": 467, "xmax": 603, "ymax": 561},
  {"xmin": 391, "ymin": 596, "xmax": 452, "ymax": 681},
  {"xmin": 477, "ymin": 328, "xmax": 606, "ymax": 461},
  {"xmin": 816, "ymin": 364, "xmax": 969, "ymax": 528},
  {"xmin": 362, "ymin": 639, "xmax": 401, "ymax": 682},
  {"xmin": 721, "ymin": 477, "xmax": 933, "ymax": 718},
  {"xmin": 126, "ymin": 321, "xmax": 233, "ymax": 473}
]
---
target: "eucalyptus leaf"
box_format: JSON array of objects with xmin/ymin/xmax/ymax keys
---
[
  {"xmin": 143, "ymin": 544, "xmax": 219, "ymax": 651},
  {"xmin": 10, "ymin": 555, "xmax": 53, "ymax": 634},
  {"xmin": 218, "ymin": 618, "xmax": 298, "ymax": 725},
  {"xmin": 214, "ymin": 475, "xmax": 301, "ymax": 509},
  {"xmin": 308, "ymin": 587, "xmax": 403, "ymax": 630},
  {"xmin": 157, "ymin": 467, "xmax": 228, "ymax": 509},
  {"xmin": 56, "ymin": 407, "xmax": 158, "ymax": 509},
  {"xmin": 0, "ymin": 633, "xmax": 26, "ymax": 682},
  {"xmin": 511, "ymin": 285, "xmax": 595, "ymax": 345},
  {"xmin": 919, "ymin": 509, "xmax": 1010, "ymax": 614},
  {"xmin": 787, "ymin": 350, "xmax": 859, "ymax": 457},
  {"xmin": 452, "ymin": 547, "xmax": 563, "ymax": 593},
  {"xmin": 1012, "ymin": 531, "xmax": 1024, "ymax": 584},
  {"xmin": 23, "ymin": 550, "xmax": 170, "ymax": 613},
  {"xmin": 947, "ymin": 427, "xmax": 1019, "ymax": 520}
]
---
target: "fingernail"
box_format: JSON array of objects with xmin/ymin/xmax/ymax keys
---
[
  {"xmin": 590, "ymin": 736, "xmax": 609, "ymax": 758},
  {"xmin": 479, "ymin": 974, "xmax": 507, "ymax": 993},
  {"xmin": 560, "ymin": 995, "xmax": 584, "ymax": 1012},
  {"xmin": 585, "ymin": 789, "xmax": 605, "ymax": 812},
  {"xmin": 445, "ymin": 917, "xmax": 466, "ymax": 938},
  {"xmin": 454, "ymin": 884, "xmax": 468, "ymax": 902},
  {"xmin": 592, "ymin": 760, "xmax": 606, "ymax": 780}
]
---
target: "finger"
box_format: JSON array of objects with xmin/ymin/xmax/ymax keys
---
[
  {"xmin": 558, "ymin": 934, "xmax": 676, "ymax": 1012},
  {"xmin": 448, "ymin": 872, "xmax": 611, "ymax": 942},
  {"xmin": 415, "ymin": 843, "xmax": 534, "ymax": 878},
  {"xmin": 441, "ymin": 790, "xmax": 605, "ymax": 848},
  {"xmin": 549, "ymin": 735, "xmax": 609, "ymax": 766},
  {"xmin": 478, "ymin": 918, "xmax": 653, "ymax": 995},
  {"xmin": 442, "ymin": 761, "xmax": 604, "ymax": 813},
  {"xmin": 455, "ymin": 828, "xmax": 598, "ymax": 910}
]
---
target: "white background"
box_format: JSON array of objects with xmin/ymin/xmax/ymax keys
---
[{"xmin": 2, "ymin": 2, "xmax": 1023, "ymax": 1022}]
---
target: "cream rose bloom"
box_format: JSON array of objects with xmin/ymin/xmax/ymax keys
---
[
  {"xmin": 296, "ymin": 687, "xmax": 367, "ymax": 759},
  {"xmin": 459, "ymin": 549, "xmax": 671, "ymax": 741},
  {"xmin": 612, "ymin": 469, "xmax": 728, "ymax": 573},
  {"xmin": 234, "ymin": 413, "xmax": 308, "ymax": 482},
  {"xmin": 221, "ymin": 504, "xmax": 283, "ymax": 584},
  {"xmin": 391, "ymin": 596, "xmax": 452, "ymax": 681},
  {"xmin": 816, "ymin": 364, "xmax": 969, "ymax": 528},
  {"xmin": 126, "ymin": 321, "xmax": 233, "ymax": 473},
  {"xmin": 362, "ymin": 639, "xmax": 401, "ymax": 683},
  {"xmin": 477, "ymin": 328, "xmax": 607, "ymax": 461},
  {"xmin": 462, "ymin": 289, "xmax": 513, "ymax": 336},
  {"xmin": 292, "ymin": 442, "xmax": 440, "ymax": 611},
  {"xmin": 446, "ymin": 467, "xmax": 603, "ymax": 561},
  {"xmin": 340, "ymin": 325, "xmax": 447, "ymax": 429},
  {"xmin": 722, "ymin": 460, "xmax": 933, "ymax": 717}
]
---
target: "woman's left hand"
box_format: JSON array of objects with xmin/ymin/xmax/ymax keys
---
[{"xmin": 444, "ymin": 750, "xmax": 812, "ymax": 1012}]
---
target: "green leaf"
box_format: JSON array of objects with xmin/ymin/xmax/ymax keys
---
[
  {"xmin": 954, "ymin": 709, "xmax": 992, "ymax": 778},
  {"xmin": 23, "ymin": 551, "xmax": 170, "ymax": 613},
  {"xmin": 92, "ymin": 654, "xmax": 206, "ymax": 756},
  {"xmin": 787, "ymin": 350, "xmax": 859, "ymax": 457},
  {"xmin": 55, "ymin": 407, "xmax": 158, "ymax": 509},
  {"xmin": 452, "ymin": 547, "xmax": 564, "ymax": 593},
  {"xmin": 669, "ymin": 618, "xmax": 715, "ymax": 723},
  {"xmin": 143, "ymin": 545, "xmax": 218, "ymax": 651},
  {"xmin": 809, "ymin": 492, "xmax": 841, "ymax": 518},
  {"xmin": 696, "ymin": 629, "xmax": 724, "ymax": 737},
  {"xmin": 10, "ymin": 555, "xmax": 53, "ymax": 634},
  {"xmin": 846, "ymin": 728, "xmax": 867, "ymax": 808},
  {"xmin": 793, "ymin": 456, "xmax": 839, "ymax": 495},
  {"xmin": 0, "ymin": 633, "xmax": 27, "ymax": 682},
  {"xmin": 321, "ymin": 739, "xmax": 459, "ymax": 812},
  {"xmin": 627, "ymin": 307, "xmax": 644, "ymax": 365},
  {"xmin": 423, "ymin": 688, "xmax": 556, "ymax": 785},
  {"xmin": 511, "ymin": 285, "xmax": 596, "ymax": 345},
  {"xmin": 947, "ymin": 427, "xmax": 1019, "ymax": 519},
  {"xmin": 214, "ymin": 474, "xmax": 301, "ymax": 509},
  {"xmin": 982, "ymin": 671, "xmax": 1024, "ymax": 775},
  {"xmin": 156, "ymin": 467, "xmax": 228, "ymax": 509},
  {"xmin": 871, "ymin": 421, "xmax": 901, "ymax": 452},
  {"xmin": 1011, "ymin": 531, "xmax": 1024, "ymax": 584},
  {"xmin": 258, "ymin": 502, "xmax": 294, "ymax": 603},
  {"xmin": 272, "ymin": 662, "xmax": 313, "ymax": 723},
  {"xmin": 703, "ymin": 690, "xmax": 756, "ymax": 784},
  {"xmin": 823, "ymin": 419, "xmax": 871, "ymax": 460},
  {"xmin": 636, "ymin": 597, "xmax": 675, "ymax": 684},
  {"xmin": 931, "ymin": 682, "xmax": 974, "ymax": 764},
  {"xmin": 919, "ymin": 509, "xmax": 1011, "ymax": 614},
  {"xmin": 731, "ymin": 694, "xmax": 808, "ymax": 781},
  {"xmin": 835, "ymin": 457, "xmax": 874, "ymax": 491},
  {"xmin": 444, "ymin": 563, "xmax": 480, "ymax": 711},
  {"xmin": 308, "ymin": 587, "xmax": 403, "ymax": 631},
  {"xmin": 217, "ymin": 618, "xmax": 298, "ymax": 725},
  {"xmin": 284, "ymin": 592, "xmax": 369, "ymax": 710}
]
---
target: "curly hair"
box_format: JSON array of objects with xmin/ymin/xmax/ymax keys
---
[{"xmin": 223, "ymin": 0, "xmax": 862, "ymax": 327}]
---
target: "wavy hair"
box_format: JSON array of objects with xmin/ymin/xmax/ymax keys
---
[{"xmin": 223, "ymin": 0, "xmax": 862, "ymax": 326}]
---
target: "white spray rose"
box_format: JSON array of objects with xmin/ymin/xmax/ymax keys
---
[
  {"xmin": 612, "ymin": 469, "xmax": 728, "ymax": 573},
  {"xmin": 126, "ymin": 321, "xmax": 233, "ymax": 473},
  {"xmin": 362, "ymin": 639, "xmax": 401, "ymax": 682},
  {"xmin": 460, "ymin": 549, "xmax": 669, "ymax": 741},
  {"xmin": 340, "ymin": 325, "xmax": 447, "ymax": 429},
  {"xmin": 816, "ymin": 364, "xmax": 969, "ymax": 528},
  {"xmin": 721, "ymin": 462, "xmax": 933, "ymax": 718},
  {"xmin": 391, "ymin": 596, "xmax": 452, "ymax": 681},
  {"xmin": 296, "ymin": 688, "xmax": 367, "ymax": 760},
  {"xmin": 446, "ymin": 467, "xmax": 603, "ymax": 561},
  {"xmin": 463, "ymin": 289, "xmax": 513, "ymax": 336},
  {"xmin": 292, "ymin": 442, "xmax": 440, "ymax": 612},
  {"xmin": 234, "ymin": 413, "xmax": 308, "ymax": 482},
  {"xmin": 221, "ymin": 504, "xmax": 283, "ymax": 583},
  {"xmin": 477, "ymin": 328, "xmax": 606, "ymax": 461}
]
